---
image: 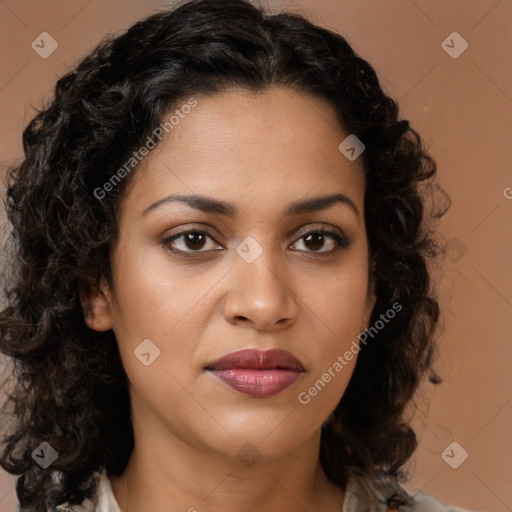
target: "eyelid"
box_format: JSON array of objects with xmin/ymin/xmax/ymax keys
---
[
  {"xmin": 292, "ymin": 223, "xmax": 346, "ymax": 240},
  {"xmin": 161, "ymin": 223, "xmax": 222, "ymax": 241},
  {"xmin": 161, "ymin": 226, "xmax": 222, "ymax": 254}
]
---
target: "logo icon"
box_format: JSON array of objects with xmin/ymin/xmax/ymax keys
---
[
  {"xmin": 32, "ymin": 442, "xmax": 58, "ymax": 468},
  {"xmin": 338, "ymin": 134, "xmax": 365, "ymax": 161},
  {"xmin": 31, "ymin": 32, "xmax": 59, "ymax": 59},
  {"xmin": 446, "ymin": 236, "xmax": 468, "ymax": 263},
  {"xmin": 134, "ymin": 339, "xmax": 161, "ymax": 366},
  {"xmin": 237, "ymin": 442, "xmax": 263, "ymax": 468},
  {"xmin": 236, "ymin": 236, "xmax": 263, "ymax": 264},
  {"xmin": 441, "ymin": 32, "xmax": 468, "ymax": 59},
  {"xmin": 441, "ymin": 441, "xmax": 468, "ymax": 469}
]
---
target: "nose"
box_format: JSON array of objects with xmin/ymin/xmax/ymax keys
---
[{"xmin": 223, "ymin": 249, "xmax": 298, "ymax": 331}]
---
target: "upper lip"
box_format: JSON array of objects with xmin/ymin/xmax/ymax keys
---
[{"xmin": 205, "ymin": 349, "xmax": 305, "ymax": 372}]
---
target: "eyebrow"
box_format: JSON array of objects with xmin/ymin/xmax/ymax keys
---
[{"xmin": 140, "ymin": 193, "xmax": 359, "ymax": 219}]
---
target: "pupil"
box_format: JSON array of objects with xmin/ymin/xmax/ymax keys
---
[
  {"xmin": 305, "ymin": 233, "xmax": 323, "ymax": 251},
  {"xmin": 186, "ymin": 232, "xmax": 205, "ymax": 250}
]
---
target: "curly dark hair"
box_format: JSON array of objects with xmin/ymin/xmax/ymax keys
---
[{"xmin": 0, "ymin": 0, "xmax": 450, "ymax": 509}]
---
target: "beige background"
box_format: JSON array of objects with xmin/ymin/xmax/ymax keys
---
[{"xmin": 0, "ymin": 1, "xmax": 511, "ymax": 511}]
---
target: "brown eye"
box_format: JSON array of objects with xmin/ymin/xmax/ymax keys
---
[
  {"xmin": 163, "ymin": 230, "xmax": 222, "ymax": 254},
  {"xmin": 290, "ymin": 229, "xmax": 350, "ymax": 254},
  {"xmin": 181, "ymin": 232, "xmax": 207, "ymax": 250}
]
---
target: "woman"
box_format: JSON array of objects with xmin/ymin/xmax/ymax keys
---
[{"xmin": 0, "ymin": 0, "xmax": 469, "ymax": 510}]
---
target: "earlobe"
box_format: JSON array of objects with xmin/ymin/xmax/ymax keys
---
[
  {"xmin": 364, "ymin": 287, "xmax": 377, "ymax": 328},
  {"xmin": 81, "ymin": 277, "xmax": 113, "ymax": 332}
]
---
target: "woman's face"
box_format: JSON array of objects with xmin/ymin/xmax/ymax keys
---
[{"xmin": 87, "ymin": 86, "xmax": 375, "ymax": 463}]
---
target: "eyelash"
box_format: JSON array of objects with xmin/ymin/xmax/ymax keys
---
[{"xmin": 162, "ymin": 227, "xmax": 350, "ymax": 257}]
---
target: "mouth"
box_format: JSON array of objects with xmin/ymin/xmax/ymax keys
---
[{"xmin": 204, "ymin": 348, "xmax": 305, "ymax": 398}]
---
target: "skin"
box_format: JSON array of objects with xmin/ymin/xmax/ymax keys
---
[{"xmin": 84, "ymin": 85, "xmax": 376, "ymax": 512}]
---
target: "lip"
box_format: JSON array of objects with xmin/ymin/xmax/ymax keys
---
[{"xmin": 205, "ymin": 349, "xmax": 305, "ymax": 398}]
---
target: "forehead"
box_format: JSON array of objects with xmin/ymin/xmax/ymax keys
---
[{"xmin": 120, "ymin": 86, "xmax": 366, "ymax": 220}]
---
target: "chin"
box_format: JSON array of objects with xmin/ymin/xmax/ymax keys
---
[{"xmin": 201, "ymin": 416, "xmax": 311, "ymax": 457}]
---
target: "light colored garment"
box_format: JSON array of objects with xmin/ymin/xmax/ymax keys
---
[
  {"xmin": 342, "ymin": 473, "xmax": 472, "ymax": 512},
  {"xmin": 54, "ymin": 469, "xmax": 120, "ymax": 512},
  {"xmin": 53, "ymin": 467, "xmax": 473, "ymax": 512}
]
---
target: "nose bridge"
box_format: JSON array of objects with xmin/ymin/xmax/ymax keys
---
[
  {"xmin": 236, "ymin": 234, "xmax": 287, "ymax": 298},
  {"xmin": 225, "ymin": 234, "xmax": 296, "ymax": 328}
]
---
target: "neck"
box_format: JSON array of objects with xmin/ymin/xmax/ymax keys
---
[{"xmin": 109, "ymin": 422, "xmax": 345, "ymax": 512}]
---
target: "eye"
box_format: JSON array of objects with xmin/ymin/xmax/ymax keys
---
[
  {"xmin": 289, "ymin": 228, "xmax": 350, "ymax": 254},
  {"xmin": 162, "ymin": 227, "xmax": 350, "ymax": 257},
  {"xmin": 162, "ymin": 230, "xmax": 223, "ymax": 254}
]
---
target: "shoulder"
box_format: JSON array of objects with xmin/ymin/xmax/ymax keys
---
[
  {"xmin": 54, "ymin": 468, "xmax": 120, "ymax": 512},
  {"xmin": 52, "ymin": 467, "xmax": 472, "ymax": 512},
  {"xmin": 343, "ymin": 471, "xmax": 473, "ymax": 512},
  {"xmin": 412, "ymin": 491, "xmax": 472, "ymax": 512},
  {"xmin": 95, "ymin": 468, "xmax": 121, "ymax": 512}
]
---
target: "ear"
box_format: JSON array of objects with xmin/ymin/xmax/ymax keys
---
[
  {"xmin": 363, "ymin": 289, "xmax": 377, "ymax": 328},
  {"xmin": 363, "ymin": 268, "xmax": 377, "ymax": 327},
  {"xmin": 81, "ymin": 277, "xmax": 113, "ymax": 332}
]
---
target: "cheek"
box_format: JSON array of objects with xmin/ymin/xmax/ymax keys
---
[
  {"xmin": 110, "ymin": 243, "xmax": 201, "ymax": 337},
  {"xmin": 294, "ymin": 317, "xmax": 362, "ymax": 422},
  {"xmin": 312, "ymin": 261, "xmax": 370, "ymax": 332},
  {"xmin": 295, "ymin": 262, "xmax": 369, "ymax": 400},
  {"xmin": 106, "ymin": 252, "xmax": 189, "ymax": 387}
]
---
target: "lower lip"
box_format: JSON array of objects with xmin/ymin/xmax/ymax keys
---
[{"xmin": 209, "ymin": 369, "xmax": 303, "ymax": 398}]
